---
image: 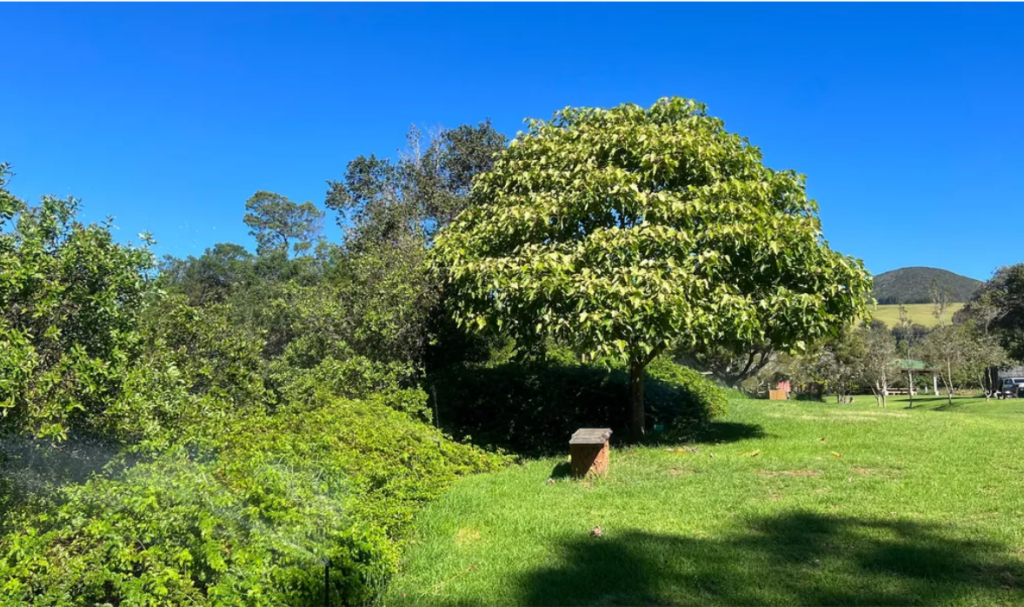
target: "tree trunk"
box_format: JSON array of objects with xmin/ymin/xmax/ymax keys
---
[
  {"xmin": 907, "ymin": 370, "xmax": 914, "ymax": 408},
  {"xmin": 881, "ymin": 371, "xmax": 888, "ymax": 408},
  {"xmin": 945, "ymin": 361, "xmax": 954, "ymax": 406},
  {"xmin": 629, "ymin": 360, "xmax": 646, "ymax": 442}
]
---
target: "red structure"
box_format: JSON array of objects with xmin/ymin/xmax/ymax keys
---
[{"xmin": 769, "ymin": 381, "xmax": 792, "ymax": 401}]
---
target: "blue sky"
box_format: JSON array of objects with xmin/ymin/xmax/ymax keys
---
[{"xmin": 2, "ymin": 3, "xmax": 1021, "ymax": 280}]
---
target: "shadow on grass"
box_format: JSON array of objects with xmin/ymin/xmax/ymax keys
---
[
  {"xmin": 691, "ymin": 421, "xmax": 766, "ymax": 444},
  {"xmin": 549, "ymin": 462, "xmax": 573, "ymax": 480},
  {"xmin": 508, "ymin": 511, "xmax": 1022, "ymax": 606},
  {"xmin": 899, "ymin": 396, "xmax": 953, "ymax": 410},
  {"xmin": 901, "ymin": 396, "xmax": 987, "ymax": 412}
]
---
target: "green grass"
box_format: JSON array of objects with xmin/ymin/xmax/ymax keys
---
[
  {"xmin": 871, "ymin": 303, "xmax": 965, "ymax": 329},
  {"xmin": 385, "ymin": 395, "xmax": 1024, "ymax": 606}
]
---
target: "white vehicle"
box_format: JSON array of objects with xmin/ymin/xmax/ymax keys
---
[{"xmin": 996, "ymin": 378, "xmax": 1024, "ymax": 399}]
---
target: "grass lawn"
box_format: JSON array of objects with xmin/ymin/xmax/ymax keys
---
[
  {"xmin": 871, "ymin": 303, "xmax": 965, "ymax": 329},
  {"xmin": 385, "ymin": 394, "xmax": 1024, "ymax": 606}
]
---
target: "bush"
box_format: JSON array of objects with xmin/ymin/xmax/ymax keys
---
[
  {"xmin": 0, "ymin": 451, "xmax": 389, "ymax": 606},
  {"xmin": 646, "ymin": 357, "xmax": 728, "ymax": 438},
  {"xmin": 0, "ymin": 180, "xmax": 155, "ymax": 442},
  {"xmin": 428, "ymin": 355, "xmax": 726, "ymax": 455},
  {"xmin": 272, "ymin": 356, "xmax": 427, "ymax": 419},
  {"xmin": 0, "ymin": 397, "xmax": 508, "ymax": 606}
]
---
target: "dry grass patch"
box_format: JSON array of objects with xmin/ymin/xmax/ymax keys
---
[
  {"xmin": 454, "ymin": 527, "xmax": 482, "ymax": 545},
  {"xmin": 756, "ymin": 469, "xmax": 822, "ymax": 478}
]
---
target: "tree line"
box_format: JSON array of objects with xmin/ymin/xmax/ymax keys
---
[{"xmin": 746, "ymin": 275, "xmax": 1024, "ymax": 407}]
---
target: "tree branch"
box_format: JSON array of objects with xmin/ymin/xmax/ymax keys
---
[{"xmin": 642, "ymin": 343, "xmax": 667, "ymax": 367}]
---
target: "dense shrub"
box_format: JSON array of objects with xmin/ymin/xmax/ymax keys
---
[
  {"xmin": 0, "ymin": 176, "xmax": 155, "ymax": 442},
  {"xmin": 646, "ymin": 357, "xmax": 728, "ymax": 436},
  {"xmin": 142, "ymin": 297, "xmax": 274, "ymax": 411},
  {"xmin": 429, "ymin": 355, "xmax": 726, "ymax": 454},
  {"xmin": 0, "ymin": 451, "xmax": 385, "ymax": 606},
  {"xmin": 272, "ymin": 356, "xmax": 425, "ymax": 416},
  {"xmin": 0, "ymin": 396, "xmax": 507, "ymax": 606}
]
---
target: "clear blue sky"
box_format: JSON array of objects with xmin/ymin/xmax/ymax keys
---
[{"xmin": 3, "ymin": 3, "xmax": 1022, "ymax": 280}]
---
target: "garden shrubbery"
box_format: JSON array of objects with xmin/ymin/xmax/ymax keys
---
[
  {"xmin": 0, "ymin": 394, "xmax": 506, "ymax": 606},
  {"xmin": 429, "ymin": 353, "xmax": 727, "ymax": 455}
]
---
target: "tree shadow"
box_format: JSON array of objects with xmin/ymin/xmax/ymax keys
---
[
  {"xmin": 509, "ymin": 511, "xmax": 1022, "ymax": 606},
  {"xmin": 691, "ymin": 421, "xmax": 766, "ymax": 444},
  {"xmin": 899, "ymin": 396, "xmax": 953, "ymax": 410}
]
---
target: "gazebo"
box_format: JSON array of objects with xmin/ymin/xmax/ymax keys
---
[{"xmin": 894, "ymin": 359, "xmax": 941, "ymax": 405}]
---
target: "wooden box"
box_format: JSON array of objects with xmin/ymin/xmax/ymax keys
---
[{"xmin": 570, "ymin": 428, "xmax": 612, "ymax": 478}]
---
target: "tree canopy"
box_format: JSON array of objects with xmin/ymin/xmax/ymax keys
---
[
  {"xmin": 243, "ymin": 191, "xmax": 324, "ymax": 256},
  {"xmin": 433, "ymin": 98, "xmax": 872, "ymax": 438},
  {"xmin": 0, "ymin": 164, "xmax": 155, "ymax": 440},
  {"xmin": 958, "ymin": 264, "xmax": 1024, "ymax": 361}
]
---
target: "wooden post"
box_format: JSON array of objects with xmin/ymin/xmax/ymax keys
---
[{"xmin": 570, "ymin": 428, "xmax": 612, "ymax": 478}]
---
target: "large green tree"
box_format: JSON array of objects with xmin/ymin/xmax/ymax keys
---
[
  {"xmin": 958, "ymin": 264, "xmax": 1024, "ymax": 361},
  {"xmin": 325, "ymin": 121, "xmax": 507, "ymax": 250},
  {"xmin": 433, "ymin": 98, "xmax": 872, "ymax": 440},
  {"xmin": 0, "ymin": 164, "xmax": 155, "ymax": 441},
  {"xmin": 324, "ymin": 122, "xmax": 509, "ymax": 369}
]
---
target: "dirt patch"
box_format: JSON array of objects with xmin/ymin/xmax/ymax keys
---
[
  {"xmin": 766, "ymin": 493, "xmax": 784, "ymax": 501},
  {"xmin": 851, "ymin": 467, "xmax": 876, "ymax": 475},
  {"xmin": 666, "ymin": 468, "xmax": 695, "ymax": 477},
  {"xmin": 756, "ymin": 469, "xmax": 822, "ymax": 478},
  {"xmin": 454, "ymin": 527, "xmax": 481, "ymax": 545}
]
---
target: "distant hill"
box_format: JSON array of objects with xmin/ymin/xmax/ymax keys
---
[
  {"xmin": 872, "ymin": 303, "xmax": 964, "ymax": 328},
  {"xmin": 872, "ymin": 267, "xmax": 982, "ymax": 305}
]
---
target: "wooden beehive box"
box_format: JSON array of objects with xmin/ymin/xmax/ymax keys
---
[{"xmin": 570, "ymin": 428, "xmax": 612, "ymax": 478}]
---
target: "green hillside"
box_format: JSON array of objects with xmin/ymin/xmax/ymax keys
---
[
  {"xmin": 871, "ymin": 302, "xmax": 964, "ymax": 328},
  {"xmin": 872, "ymin": 267, "xmax": 981, "ymax": 305}
]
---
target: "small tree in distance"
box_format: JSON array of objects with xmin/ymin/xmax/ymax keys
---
[
  {"xmin": 922, "ymin": 325, "xmax": 968, "ymax": 406},
  {"xmin": 930, "ymin": 278, "xmax": 952, "ymax": 326},
  {"xmin": 433, "ymin": 98, "xmax": 873, "ymax": 440},
  {"xmin": 859, "ymin": 323, "xmax": 899, "ymax": 407},
  {"xmin": 961, "ymin": 324, "xmax": 1009, "ymax": 402},
  {"xmin": 244, "ymin": 191, "xmax": 324, "ymax": 257},
  {"xmin": 803, "ymin": 327, "xmax": 866, "ymax": 404}
]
